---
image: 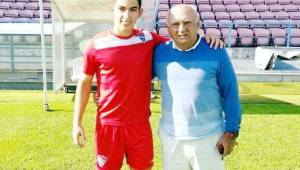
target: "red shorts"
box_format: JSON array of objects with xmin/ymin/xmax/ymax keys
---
[{"xmin": 95, "ymin": 122, "xmax": 154, "ymax": 170}]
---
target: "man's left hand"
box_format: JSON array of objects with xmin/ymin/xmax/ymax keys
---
[
  {"xmin": 216, "ymin": 133, "xmax": 236, "ymax": 159},
  {"xmin": 204, "ymin": 34, "xmax": 225, "ymax": 49}
]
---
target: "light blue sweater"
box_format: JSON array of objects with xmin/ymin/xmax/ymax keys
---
[{"xmin": 153, "ymin": 38, "xmax": 242, "ymax": 140}]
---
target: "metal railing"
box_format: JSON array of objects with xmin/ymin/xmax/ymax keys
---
[
  {"xmin": 0, "ymin": 34, "xmax": 79, "ymax": 73},
  {"xmin": 0, "ymin": 34, "xmax": 53, "ymax": 72}
]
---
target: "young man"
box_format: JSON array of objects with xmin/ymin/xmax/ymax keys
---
[
  {"xmin": 72, "ymin": 0, "xmax": 223, "ymax": 169},
  {"xmin": 153, "ymin": 4, "xmax": 242, "ymax": 170}
]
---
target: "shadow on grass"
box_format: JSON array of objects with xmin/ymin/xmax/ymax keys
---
[
  {"xmin": 241, "ymin": 95, "xmax": 300, "ymax": 115},
  {"xmin": 151, "ymin": 94, "xmax": 300, "ymax": 115},
  {"xmin": 239, "ymin": 82, "xmax": 300, "ymax": 95},
  {"xmin": 241, "ymin": 95, "xmax": 291, "ymax": 104}
]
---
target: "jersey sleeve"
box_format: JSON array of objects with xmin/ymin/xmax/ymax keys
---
[
  {"xmin": 151, "ymin": 32, "xmax": 169, "ymax": 46},
  {"xmin": 216, "ymin": 49, "xmax": 242, "ymax": 132},
  {"xmin": 83, "ymin": 40, "xmax": 97, "ymax": 75}
]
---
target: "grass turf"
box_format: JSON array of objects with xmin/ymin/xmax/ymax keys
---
[{"xmin": 0, "ymin": 82, "xmax": 300, "ymax": 170}]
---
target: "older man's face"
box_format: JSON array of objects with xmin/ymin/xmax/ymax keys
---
[{"xmin": 167, "ymin": 6, "xmax": 199, "ymax": 49}]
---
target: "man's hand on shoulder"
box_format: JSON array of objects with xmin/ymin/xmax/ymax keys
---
[{"xmin": 204, "ymin": 34, "xmax": 225, "ymax": 49}]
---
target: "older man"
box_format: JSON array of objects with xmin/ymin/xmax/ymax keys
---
[{"xmin": 153, "ymin": 4, "xmax": 242, "ymax": 170}]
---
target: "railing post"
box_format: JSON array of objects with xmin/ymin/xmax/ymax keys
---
[
  {"xmin": 228, "ymin": 21, "xmax": 233, "ymax": 48},
  {"xmin": 8, "ymin": 35, "xmax": 15, "ymax": 72},
  {"xmin": 39, "ymin": 0, "xmax": 50, "ymax": 112},
  {"xmin": 286, "ymin": 21, "xmax": 291, "ymax": 48}
]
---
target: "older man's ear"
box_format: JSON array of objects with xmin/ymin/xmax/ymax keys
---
[{"xmin": 203, "ymin": 34, "xmax": 225, "ymax": 49}]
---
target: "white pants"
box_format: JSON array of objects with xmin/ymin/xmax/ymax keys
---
[{"xmin": 158, "ymin": 128, "xmax": 225, "ymax": 170}]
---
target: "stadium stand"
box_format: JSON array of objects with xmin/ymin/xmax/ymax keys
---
[
  {"xmin": 0, "ymin": 0, "xmax": 53, "ymax": 89},
  {"xmin": 155, "ymin": 0, "xmax": 300, "ymax": 82},
  {"xmin": 1, "ymin": 0, "xmax": 300, "ymax": 90},
  {"xmin": 155, "ymin": 0, "xmax": 300, "ymax": 47},
  {"xmin": 0, "ymin": 0, "xmax": 51, "ymax": 23}
]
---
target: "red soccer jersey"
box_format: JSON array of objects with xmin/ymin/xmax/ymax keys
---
[{"xmin": 83, "ymin": 29, "xmax": 167, "ymax": 125}]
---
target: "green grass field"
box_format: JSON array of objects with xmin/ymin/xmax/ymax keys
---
[{"xmin": 1, "ymin": 82, "xmax": 300, "ymax": 170}]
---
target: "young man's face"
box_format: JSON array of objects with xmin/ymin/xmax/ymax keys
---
[
  {"xmin": 113, "ymin": 0, "xmax": 142, "ymax": 35},
  {"xmin": 167, "ymin": 6, "xmax": 199, "ymax": 49}
]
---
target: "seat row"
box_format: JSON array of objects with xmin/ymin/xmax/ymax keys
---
[
  {"xmin": 158, "ymin": 27, "xmax": 300, "ymax": 46},
  {"xmin": 0, "ymin": 0, "xmax": 50, "ymax": 2},
  {"xmin": 158, "ymin": 10, "xmax": 300, "ymax": 20},
  {"xmin": 160, "ymin": 0, "xmax": 300, "ymax": 5},
  {"xmin": 0, "ymin": 9, "xmax": 51, "ymax": 18},
  {"xmin": 0, "ymin": 2, "xmax": 51, "ymax": 10},
  {"xmin": 158, "ymin": 3, "xmax": 300, "ymax": 13}
]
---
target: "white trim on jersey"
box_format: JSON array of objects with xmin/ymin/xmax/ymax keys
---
[{"xmin": 94, "ymin": 31, "xmax": 153, "ymax": 50}]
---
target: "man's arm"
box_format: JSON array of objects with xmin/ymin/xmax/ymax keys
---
[
  {"xmin": 215, "ymin": 49, "xmax": 242, "ymax": 158},
  {"xmin": 73, "ymin": 73, "xmax": 93, "ymax": 148}
]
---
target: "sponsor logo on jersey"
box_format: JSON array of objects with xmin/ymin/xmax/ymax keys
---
[{"xmin": 138, "ymin": 32, "xmax": 145, "ymax": 42}]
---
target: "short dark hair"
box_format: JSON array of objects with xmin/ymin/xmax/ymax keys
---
[
  {"xmin": 115, "ymin": 0, "xmax": 142, "ymax": 8},
  {"xmin": 137, "ymin": 0, "xmax": 142, "ymax": 8}
]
